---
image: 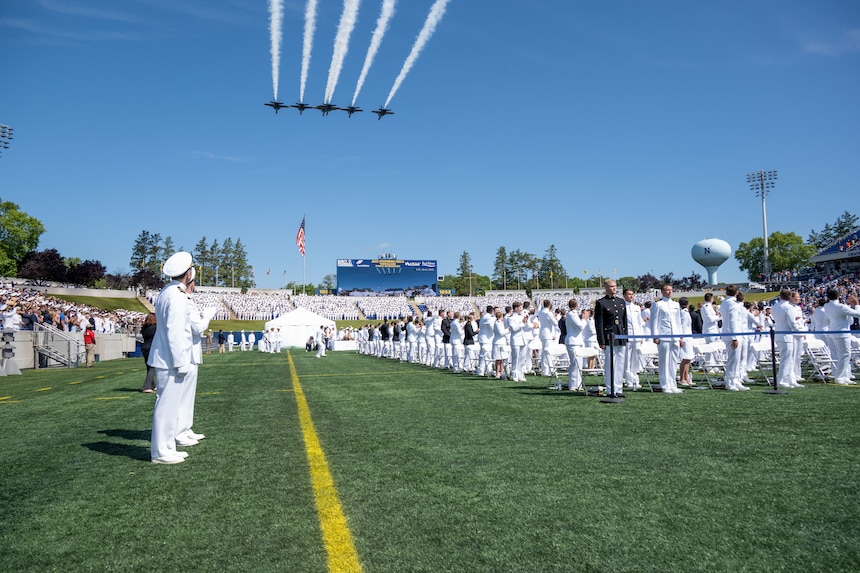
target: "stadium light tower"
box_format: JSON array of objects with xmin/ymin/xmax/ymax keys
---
[
  {"xmin": 0, "ymin": 124, "xmax": 13, "ymax": 158},
  {"xmin": 747, "ymin": 170, "xmax": 777, "ymax": 279}
]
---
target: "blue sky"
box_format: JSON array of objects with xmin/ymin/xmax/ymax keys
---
[{"xmin": 1, "ymin": 0, "xmax": 858, "ymax": 289}]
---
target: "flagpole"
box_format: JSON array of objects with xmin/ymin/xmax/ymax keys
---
[{"xmin": 302, "ymin": 214, "xmax": 306, "ymax": 294}]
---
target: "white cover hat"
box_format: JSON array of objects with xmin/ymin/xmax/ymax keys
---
[{"xmin": 162, "ymin": 251, "xmax": 193, "ymax": 278}]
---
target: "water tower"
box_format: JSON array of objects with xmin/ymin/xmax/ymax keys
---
[{"xmin": 691, "ymin": 238, "xmax": 731, "ymax": 285}]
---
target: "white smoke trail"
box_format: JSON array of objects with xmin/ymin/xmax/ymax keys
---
[
  {"xmin": 384, "ymin": 0, "xmax": 450, "ymax": 108},
  {"xmin": 299, "ymin": 0, "xmax": 319, "ymax": 102},
  {"xmin": 351, "ymin": 0, "xmax": 397, "ymax": 106},
  {"xmin": 324, "ymin": 0, "xmax": 362, "ymax": 104},
  {"xmin": 269, "ymin": 0, "xmax": 284, "ymax": 100}
]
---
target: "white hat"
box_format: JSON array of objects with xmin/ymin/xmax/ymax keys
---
[{"xmin": 163, "ymin": 251, "xmax": 193, "ymax": 278}]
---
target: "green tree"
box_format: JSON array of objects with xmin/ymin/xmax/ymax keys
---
[
  {"xmin": 220, "ymin": 237, "xmax": 235, "ymax": 287},
  {"xmin": 162, "ymin": 236, "xmax": 176, "ymax": 262},
  {"xmin": 231, "ymin": 237, "xmax": 254, "ymax": 289},
  {"xmin": 808, "ymin": 211, "xmax": 858, "ymax": 249},
  {"xmin": 735, "ymin": 231, "xmax": 816, "ymax": 280},
  {"xmin": 506, "ymin": 249, "xmax": 537, "ymax": 290},
  {"xmin": 209, "ymin": 239, "xmax": 220, "ymax": 285},
  {"xmin": 193, "ymin": 236, "xmax": 210, "ymax": 286},
  {"xmin": 539, "ymin": 244, "xmax": 567, "ymax": 289},
  {"xmin": 129, "ymin": 230, "xmax": 163, "ymax": 275},
  {"xmin": 492, "ymin": 247, "xmax": 507, "ymax": 290},
  {"xmin": 457, "ymin": 251, "xmax": 473, "ymax": 279},
  {"xmin": 0, "ymin": 199, "xmax": 45, "ymax": 276}
]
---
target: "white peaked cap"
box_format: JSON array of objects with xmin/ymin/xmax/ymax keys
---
[{"xmin": 163, "ymin": 251, "xmax": 193, "ymax": 278}]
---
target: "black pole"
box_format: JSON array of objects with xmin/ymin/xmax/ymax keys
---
[{"xmin": 764, "ymin": 327, "xmax": 787, "ymax": 395}]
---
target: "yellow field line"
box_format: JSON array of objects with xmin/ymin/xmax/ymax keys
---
[
  {"xmin": 93, "ymin": 396, "xmax": 131, "ymax": 401},
  {"xmin": 288, "ymin": 352, "xmax": 363, "ymax": 573}
]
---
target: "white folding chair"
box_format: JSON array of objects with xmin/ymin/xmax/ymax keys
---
[
  {"xmin": 696, "ymin": 341, "xmax": 727, "ymax": 389},
  {"xmin": 804, "ymin": 336, "xmax": 834, "ymax": 382},
  {"xmin": 545, "ymin": 343, "xmax": 570, "ymax": 390},
  {"xmin": 575, "ymin": 347, "xmax": 603, "ymax": 395},
  {"xmin": 751, "ymin": 339, "xmax": 777, "ymax": 386},
  {"xmin": 637, "ymin": 340, "xmax": 662, "ymax": 392}
]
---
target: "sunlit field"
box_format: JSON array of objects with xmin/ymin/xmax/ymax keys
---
[{"xmin": 1, "ymin": 349, "xmax": 858, "ymax": 572}]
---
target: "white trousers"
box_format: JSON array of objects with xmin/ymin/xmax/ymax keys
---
[
  {"xmin": 151, "ymin": 367, "xmax": 187, "ymax": 459},
  {"xmin": 565, "ymin": 343, "xmax": 583, "ymax": 389},
  {"xmin": 604, "ymin": 345, "xmax": 627, "ymax": 394},
  {"xmin": 831, "ymin": 335, "xmax": 853, "ymax": 383},
  {"xmin": 176, "ymin": 363, "xmax": 199, "ymax": 439},
  {"xmin": 656, "ymin": 341, "xmax": 678, "ymax": 392}
]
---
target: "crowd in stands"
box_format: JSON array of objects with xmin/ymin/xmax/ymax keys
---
[
  {"xmin": 0, "ymin": 282, "xmax": 146, "ymax": 333},
  {"xmin": 292, "ymin": 294, "xmax": 362, "ymax": 320},
  {"xmin": 220, "ymin": 291, "xmax": 292, "ymax": 320}
]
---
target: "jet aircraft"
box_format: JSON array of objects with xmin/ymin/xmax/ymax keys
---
[
  {"xmin": 341, "ymin": 106, "xmax": 363, "ymax": 118},
  {"xmin": 291, "ymin": 102, "xmax": 313, "ymax": 115},
  {"xmin": 315, "ymin": 103, "xmax": 341, "ymax": 116},
  {"xmin": 371, "ymin": 107, "xmax": 395, "ymax": 120},
  {"xmin": 264, "ymin": 101, "xmax": 288, "ymax": 114}
]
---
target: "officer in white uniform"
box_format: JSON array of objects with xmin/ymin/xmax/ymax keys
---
[
  {"xmin": 176, "ymin": 271, "xmax": 217, "ymax": 446},
  {"xmin": 823, "ymin": 289, "xmax": 860, "ymax": 384},
  {"xmin": 650, "ymin": 284, "xmax": 683, "ymax": 394},
  {"xmin": 623, "ymin": 289, "xmax": 646, "ymax": 390},
  {"xmin": 148, "ymin": 252, "xmax": 194, "ymax": 464},
  {"xmin": 506, "ymin": 302, "xmax": 528, "ymax": 382},
  {"xmin": 719, "ymin": 285, "xmax": 748, "ymax": 391},
  {"xmin": 564, "ymin": 299, "xmax": 586, "ymax": 391},
  {"xmin": 537, "ymin": 300, "xmax": 559, "ymax": 376},
  {"xmin": 477, "ymin": 305, "xmax": 496, "ymax": 376},
  {"xmin": 771, "ymin": 289, "xmax": 803, "ymax": 389}
]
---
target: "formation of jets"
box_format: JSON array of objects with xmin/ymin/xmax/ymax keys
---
[
  {"xmin": 263, "ymin": 101, "xmax": 289, "ymax": 113},
  {"xmin": 264, "ymin": 101, "xmax": 394, "ymax": 119},
  {"xmin": 371, "ymin": 107, "xmax": 395, "ymax": 120}
]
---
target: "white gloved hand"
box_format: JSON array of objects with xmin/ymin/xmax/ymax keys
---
[{"xmin": 176, "ymin": 364, "xmax": 189, "ymax": 375}]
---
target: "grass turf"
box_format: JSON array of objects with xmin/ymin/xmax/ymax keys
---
[{"xmin": 1, "ymin": 350, "xmax": 858, "ymax": 572}]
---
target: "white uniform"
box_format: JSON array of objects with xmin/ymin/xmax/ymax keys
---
[
  {"xmin": 564, "ymin": 310, "xmax": 585, "ymax": 390},
  {"xmin": 772, "ymin": 299, "xmax": 803, "ymax": 388},
  {"xmin": 719, "ymin": 296, "xmax": 747, "ymax": 390},
  {"xmin": 823, "ymin": 299, "xmax": 860, "ymax": 383},
  {"xmin": 701, "ymin": 302, "xmax": 720, "ymax": 342},
  {"xmin": 450, "ymin": 319, "xmax": 465, "ymax": 372},
  {"xmin": 624, "ymin": 301, "xmax": 646, "ymax": 388},
  {"xmin": 492, "ymin": 317, "xmax": 510, "ymax": 374},
  {"xmin": 537, "ymin": 306, "xmax": 559, "ymax": 376},
  {"xmin": 148, "ymin": 281, "xmax": 193, "ymax": 462},
  {"xmin": 177, "ymin": 299, "xmax": 216, "ymax": 443},
  {"xmin": 507, "ymin": 312, "xmax": 527, "ymax": 382},
  {"xmin": 477, "ymin": 311, "xmax": 496, "ymax": 376},
  {"xmin": 650, "ymin": 297, "xmax": 682, "ymax": 393}
]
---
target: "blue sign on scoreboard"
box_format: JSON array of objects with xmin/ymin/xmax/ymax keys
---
[{"xmin": 336, "ymin": 259, "xmax": 438, "ymax": 296}]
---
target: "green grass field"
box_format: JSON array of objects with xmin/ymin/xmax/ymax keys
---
[{"xmin": 1, "ymin": 350, "xmax": 858, "ymax": 572}]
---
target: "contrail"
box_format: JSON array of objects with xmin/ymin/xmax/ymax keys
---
[
  {"xmin": 268, "ymin": 0, "xmax": 284, "ymax": 100},
  {"xmin": 299, "ymin": 0, "xmax": 319, "ymax": 102},
  {"xmin": 384, "ymin": 0, "xmax": 451, "ymax": 109},
  {"xmin": 351, "ymin": 0, "xmax": 397, "ymax": 106},
  {"xmin": 324, "ymin": 0, "xmax": 362, "ymax": 104}
]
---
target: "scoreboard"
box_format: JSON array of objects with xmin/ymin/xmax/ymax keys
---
[{"xmin": 336, "ymin": 259, "xmax": 438, "ymax": 296}]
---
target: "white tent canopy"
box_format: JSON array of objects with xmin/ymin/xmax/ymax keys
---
[{"xmin": 264, "ymin": 307, "xmax": 335, "ymax": 348}]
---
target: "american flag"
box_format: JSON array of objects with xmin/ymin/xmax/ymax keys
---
[{"xmin": 296, "ymin": 216, "xmax": 306, "ymax": 256}]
